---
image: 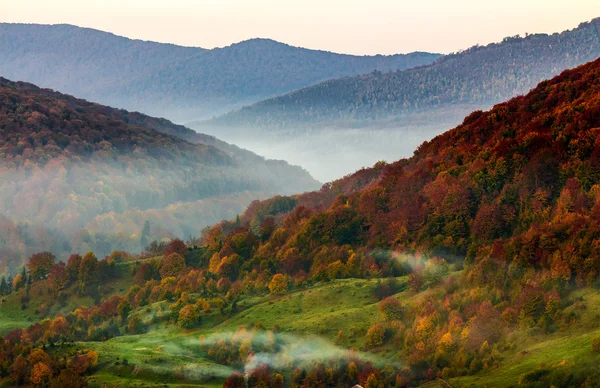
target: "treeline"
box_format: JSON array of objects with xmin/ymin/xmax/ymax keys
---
[{"xmin": 205, "ymin": 18, "xmax": 600, "ymax": 130}]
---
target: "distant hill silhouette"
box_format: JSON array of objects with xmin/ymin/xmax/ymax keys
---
[
  {"xmin": 199, "ymin": 18, "xmax": 600, "ymax": 131},
  {"xmin": 0, "ymin": 24, "xmax": 439, "ymax": 122}
]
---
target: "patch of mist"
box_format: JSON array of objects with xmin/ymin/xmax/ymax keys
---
[
  {"xmin": 215, "ymin": 125, "xmax": 448, "ymax": 182},
  {"xmin": 195, "ymin": 330, "xmax": 392, "ymax": 377}
]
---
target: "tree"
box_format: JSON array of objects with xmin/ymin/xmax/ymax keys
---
[
  {"xmin": 140, "ymin": 220, "xmax": 151, "ymax": 251},
  {"xmin": 164, "ymin": 238, "xmax": 187, "ymax": 258},
  {"xmin": 78, "ymin": 252, "xmax": 98, "ymax": 288},
  {"xmin": 10, "ymin": 355, "xmax": 28, "ymax": 385},
  {"xmin": 31, "ymin": 362, "xmax": 52, "ymax": 386},
  {"xmin": 128, "ymin": 316, "xmax": 144, "ymax": 334},
  {"xmin": 49, "ymin": 369, "xmax": 87, "ymax": 388},
  {"xmin": 66, "ymin": 254, "xmax": 82, "ymax": 281},
  {"xmin": 27, "ymin": 251, "xmax": 55, "ymax": 281},
  {"xmin": 408, "ymin": 272, "xmax": 424, "ymax": 292},
  {"xmin": 159, "ymin": 253, "xmax": 186, "ymax": 279},
  {"xmin": 366, "ymin": 323, "xmax": 385, "ymax": 347},
  {"xmin": 178, "ymin": 304, "xmax": 201, "ymax": 329},
  {"xmin": 12, "ymin": 273, "xmax": 24, "ymax": 291},
  {"xmin": 268, "ymin": 274, "xmax": 289, "ymax": 295},
  {"xmin": 0, "ymin": 276, "xmax": 8, "ymax": 295},
  {"xmin": 48, "ymin": 263, "xmax": 69, "ymax": 295},
  {"xmin": 223, "ymin": 372, "xmax": 245, "ymax": 388},
  {"xmin": 379, "ymin": 296, "xmax": 402, "ymax": 321},
  {"xmin": 118, "ymin": 300, "xmax": 132, "ymax": 323},
  {"xmin": 134, "ymin": 262, "xmax": 157, "ymax": 285}
]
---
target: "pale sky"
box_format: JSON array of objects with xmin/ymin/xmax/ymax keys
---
[{"xmin": 1, "ymin": 0, "xmax": 599, "ymax": 55}]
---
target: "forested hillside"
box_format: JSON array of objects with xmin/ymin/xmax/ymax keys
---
[
  {"xmin": 0, "ymin": 24, "xmax": 439, "ymax": 122},
  {"xmin": 202, "ymin": 18, "xmax": 600, "ymax": 131},
  {"xmin": 0, "ymin": 78, "xmax": 319, "ymax": 272},
  {"xmin": 1, "ymin": 52, "xmax": 600, "ymax": 388}
]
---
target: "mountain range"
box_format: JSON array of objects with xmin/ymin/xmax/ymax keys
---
[
  {"xmin": 0, "ymin": 77, "xmax": 320, "ymax": 269},
  {"xmin": 0, "ymin": 23, "xmax": 439, "ymax": 122},
  {"xmin": 190, "ymin": 17, "xmax": 600, "ymax": 181},
  {"xmin": 198, "ymin": 18, "xmax": 600, "ymax": 131},
  {"xmin": 2, "ymin": 48, "xmax": 600, "ymax": 388}
]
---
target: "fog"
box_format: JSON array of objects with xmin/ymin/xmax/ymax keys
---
[{"xmin": 201, "ymin": 124, "xmax": 458, "ymax": 183}]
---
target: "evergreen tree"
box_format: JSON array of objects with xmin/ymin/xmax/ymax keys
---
[
  {"xmin": 0, "ymin": 276, "xmax": 6, "ymax": 295},
  {"xmin": 6, "ymin": 275, "xmax": 13, "ymax": 294},
  {"xmin": 140, "ymin": 220, "xmax": 151, "ymax": 251}
]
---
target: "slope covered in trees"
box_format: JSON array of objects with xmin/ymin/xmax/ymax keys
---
[
  {"xmin": 0, "ymin": 78, "xmax": 319, "ymax": 271},
  {"xmin": 201, "ymin": 17, "xmax": 600, "ymax": 131},
  {"xmin": 2, "ymin": 57, "xmax": 600, "ymax": 387},
  {"xmin": 0, "ymin": 23, "xmax": 439, "ymax": 122}
]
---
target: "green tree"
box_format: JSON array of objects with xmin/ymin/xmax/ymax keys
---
[
  {"xmin": 0, "ymin": 276, "xmax": 7, "ymax": 295},
  {"xmin": 366, "ymin": 323, "xmax": 385, "ymax": 348}
]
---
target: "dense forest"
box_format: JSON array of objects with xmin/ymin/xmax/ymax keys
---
[
  {"xmin": 1, "ymin": 54, "xmax": 600, "ymax": 387},
  {"xmin": 200, "ymin": 18, "xmax": 600, "ymax": 131},
  {"xmin": 0, "ymin": 24, "xmax": 439, "ymax": 122},
  {"xmin": 0, "ymin": 78, "xmax": 319, "ymax": 273}
]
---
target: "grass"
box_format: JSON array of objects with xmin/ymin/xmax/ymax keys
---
[
  {"xmin": 451, "ymin": 288, "xmax": 600, "ymax": 387},
  {"xmin": 7, "ymin": 271, "xmax": 600, "ymax": 387},
  {"xmin": 86, "ymin": 277, "xmax": 406, "ymax": 386},
  {"xmin": 213, "ymin": 278, "xmax": 398, "ymax": 346},
  {"xmin": 0, "ymin": 263, "xmax": 136, "ymax": 335},
  {"xmin": 85, "ymin": 329, "xmax": 232, "ymax": 387}
]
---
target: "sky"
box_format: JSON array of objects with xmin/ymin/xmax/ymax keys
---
[{"xmin": 2, "ymin": 0, "xmax": 599, "ymax": 55}]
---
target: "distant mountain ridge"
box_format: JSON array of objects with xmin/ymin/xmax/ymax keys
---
[
  {"xmin": 199, "ymin": 17, "xmax": 600, "ymax": 131},
  {"xmin": 0, "ymin": 23, "xmax": 440, "ymax": 122}
]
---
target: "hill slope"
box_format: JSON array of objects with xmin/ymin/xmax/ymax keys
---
[
  {"xmin": 3, "ymin": 57, "xmax": 600, "ymax": 388},
  {"xmin": 201, "ymin": 17, "xmax": 600, "ymax": 130},
  {"xmin": 0, "ymin": 78, "xmax": 319, "ymax": 269},
  {"xmin": 0, "ymin": 23, "xmax": 439, "ymax": 122},
  {"xmin": 193, "ymin": 18, "xmax": 600, "ymax": 182},
  {"xmin": 2, "ymin": 48, "xmax": 600, "ymax": 388}
]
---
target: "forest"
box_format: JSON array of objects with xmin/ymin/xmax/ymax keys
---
[
  {"xmin": 0, "ymin": 54, "xmax": 599, "ymax": 387},
  {"xmin": 201, "ymin": 18, "xmax": 600, "ymax": 131},
  {"xmin": 0, "ymin": 77, "xmax": 319, "ymax": 274},
  {"xmin": 0, "ymin": 23, "xmax": 439, "ymax": 122}
]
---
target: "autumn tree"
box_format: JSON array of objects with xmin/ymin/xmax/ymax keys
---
[
  {"xmin": 178, "ymin": 304, "xmax": 201, "ymax": 329},
  {"xmin": 268, "ymin": 274, "xmax": 289, "ymax": 295},
  {"xmin": 66, "ymin": 254, "xmax": 82, "ymax": 281},
  {"xmin": 159, "ymin": 253, "xmax": 186, "ymax": 279},
  {"xmin": 78, "ymin": 252, "xmax": 98, "ymax": 290},
  {"xmin": 366, "ymin": 324, "xmax": 385, "ymax": 347},
  {"xmin": 379, "ymin": 296, "xmax": 402, "ymax": 321},
  {"xmin": 27, "ymin": 251, "xmax": 55, "ymax": 280},
  {"xmin": 164, "ymin": 238, "xmax": 187, "ymax": 258},
  {"xmin": 12, "ymin": 272, "xmax": 24, "ymax": 291},
  {"xmin": 48, "ymin": 263, "xmax": 69, "ymax": 295},
  {"xmin": 31, "ymin": 362, "xmax": 52, "ymax": 386},
  {"xmin": 223, "ymin": 372, "xmax": 245, "ymax": 388}
]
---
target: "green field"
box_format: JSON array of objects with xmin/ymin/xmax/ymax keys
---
[{"xmin": 2, "ymin": 274, "xmax": 599, "ymax": 387}]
